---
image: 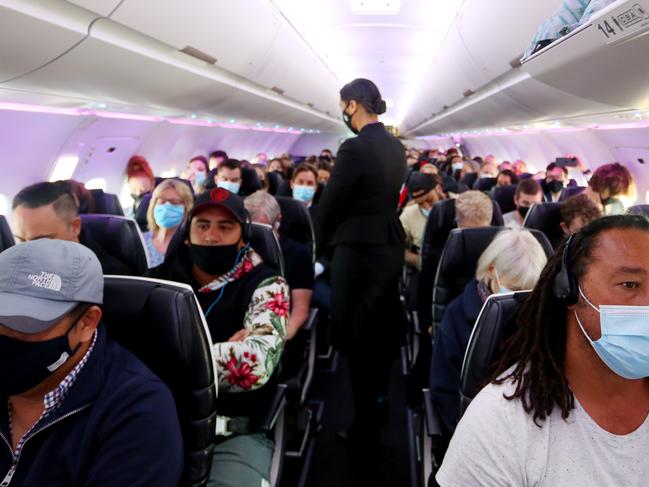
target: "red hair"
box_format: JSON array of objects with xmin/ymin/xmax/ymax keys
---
[{"xmin": 126, "ymin": 155, "xmax": 154, "ymax": 180}]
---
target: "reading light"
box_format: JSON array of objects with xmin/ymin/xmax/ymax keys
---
[
  {"xmin": 49, "ymin": 156, "xmax": 79, "ymax": 182},
  {"xmin": 351, "ymin": 0, "xmax": 401, "ymax": 15}
]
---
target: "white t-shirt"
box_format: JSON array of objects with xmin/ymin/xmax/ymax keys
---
[
  {"xmin": 503, "ymin": 211, "xmax": 523, "ymax": 229},
  {"xmin": 436, "ymin": 376, "xmax": 649, "ymax": 486}
]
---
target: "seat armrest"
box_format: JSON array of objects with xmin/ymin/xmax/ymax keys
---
[
  {"xmin": 400, "ymin": 346, "xmax": 411, "ymax": 376},
  {"xmin": 412, "ymin": 311, "xmax": 423, "ymax": 335},
  {"xmin": 422, "ymin": 388, "xmax": 442, "ymax": 438},
  {"xmin": 258, "ymin": 384, "xmax": 287, "ymax": 432},
  {"xmin": 302, "ymin": 308, "xmax": 318, "ymax": 332}
]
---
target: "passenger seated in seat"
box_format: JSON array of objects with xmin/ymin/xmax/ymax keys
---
[
  {"xmin": 208, "ymin": 150, "xmax": 228, "ymax": 170},
  {"xmin": 0, "ymin": 239, "xmax": 182, "ymax": 486},
  {"xmin": 63, "ymin": 180, "xmax": 95, "ymax": 214},
  {"xmin": 143, "ymin": 179, "xmax": 194, "ymax": 267},
  {"xmin": 478, "ymin": 162, "xmax": 498, "ymax": 178},
  {"xmin": 245, "ymin": 191, "xmax": 313, "ymax": 339},
  {"xmin": 429, "ymin": 229, "xmax": 547, "ymax": 438},
  {"xmin": 560, "ymin": 193, "xmax": 602, "ymax": 236},
  {"xmin": 400, "ymin": 173, "xmax": 444, "ymax": 269},
  {"xmin": 503, "ymin": 179, "xmax": 543, "ymax": 229},
  {"xmin": 437, "ymin": 215, "xmax": 649, "ymax": 486},
  {"xmin": 316, "ymin": 160, "xmax": 332, "ymax": 185},
  {"xmin": 583, "ymin": 162, "xmax": 635, "ymax": 215},
  {"xmin": 125, "ymin": 155, "xmax": 155, "ymax": 218},
  {"xmin": 12, "ymin": 182, "xmax": 132, "ymax": 275},
  {"xmin": 455, "ymin": 190, "xmax": 493, "ymax": 228},
  {"xmin": 149, "ymin": 188, "xmax": 289, "ymax": 486},
  {"xmin": 182, "ymin": 155, "xmax": 210, "ymax": 194},
  {"xmin": 543, "ymin": 162, "xmax": 570, "ymax": 202},
  {"xmin": 214, "ymin": 158, "xmax": 243, "ymax": 195},
  {"xmin": 496, "ymin": 169, "xmax": 519, "ymax": 187},
  {"xmin": 290, "ymin": 163, "xmax": 319, "ymax": 211}
]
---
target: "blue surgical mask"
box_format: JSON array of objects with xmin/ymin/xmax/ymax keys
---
[
  {"xmin": 494, "ymin": 268, "xmax": 512, "ymax": 294},
  {"xmin": 452, "ymin": 162, "xmax": 464, "ymax": 171},
  {"xmin": 420, "ymin": 207, "xmax": 431, "ymax": 218},
  {"xmin": 575, "ymin": 286, "xmax": 649, "ymax": 379},
  {"xmin": 194, "ymin": 171, "xmax": 207, "ymax": 186},
  {"xmin": 153, "ymin": 202, "xmax": 184, "ymax": 229},
  {"xmin": 293, "ymin": 185, "xmax": 316, "ymax": 203},
  {"xmin": 217, "ymin": 180, "xmax": 241, "ymax": 194}
]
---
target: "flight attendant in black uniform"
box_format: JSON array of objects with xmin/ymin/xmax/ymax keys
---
[{"xmin": 316, "ymin": 78, "xmax": 407, "ymax": 441}]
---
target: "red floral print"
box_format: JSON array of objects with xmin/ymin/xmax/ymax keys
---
[
  {"xmin": 266, "ymin": 292, "xmax": 289, "ymax": 317},
  {"xmin": 225, "ymin": 356, "xmax": 260, "ymax": 390}
]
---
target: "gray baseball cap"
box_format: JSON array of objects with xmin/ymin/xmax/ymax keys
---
[{"xmin": 0, "ymin": 239, "xmax": 103, "ymax": 334}]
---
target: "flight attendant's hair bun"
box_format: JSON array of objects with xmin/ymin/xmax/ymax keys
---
[{"xmin": 340, "ymin": 78, "xmax": 386, "ymax": 116}]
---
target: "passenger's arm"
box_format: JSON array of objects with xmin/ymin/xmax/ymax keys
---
[
  {"xmin": 405, "ymin": 249, "xmax": 420, "ymax": 269},
  {"xmin": 84, "ymin": 380, "xmax": 183, "ymax": 486},
  {"xmin": 287, "ymin": 288, "xmax": 313, "ymax": 340},
  {"xmin": 213, "ymin": 276, "xmax": 289, "ymax": 392}
]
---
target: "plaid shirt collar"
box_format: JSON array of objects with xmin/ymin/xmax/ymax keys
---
[{"xmin": 7, "ymin": 330, "xmax": 98, "ymax": 459}]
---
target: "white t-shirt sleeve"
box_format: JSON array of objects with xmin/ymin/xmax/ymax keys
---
[{"xmin": 436, "ymin": 382, "xmax": 526, "ymax": 487}]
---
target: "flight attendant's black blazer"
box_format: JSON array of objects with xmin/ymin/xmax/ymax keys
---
[{"xmin": 315, "ymin": 122, "xmax": 407, "ymax": 255}]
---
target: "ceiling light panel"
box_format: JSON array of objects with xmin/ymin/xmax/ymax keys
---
[{"xmin": 271, "ymin": 0, "xmax": 462, "ymax": 127}]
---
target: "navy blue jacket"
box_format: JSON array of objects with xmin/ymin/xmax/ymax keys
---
[
  {"xmin": 0, "ymin": 326, "xmax": 183, "ymax": 486},
  {"xmin": 429, "ymin": 279, "xmax": 484, "ymax": 437}
]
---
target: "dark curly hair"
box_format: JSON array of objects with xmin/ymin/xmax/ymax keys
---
[{"xmin": 491, "ymin": 214, "xmax": 649, "ymax": 426}]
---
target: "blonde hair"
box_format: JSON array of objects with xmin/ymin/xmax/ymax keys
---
[
  {"xmin": 455, "ymin": 191, "xmax": 493, "ymax": 228},
  {"xmin": 476, "ymin": 229, "xmax": 547, "ymax": 293},
  {"xmin": 146, "ymin": 179, "xmax": 194, "ymax": 233}
]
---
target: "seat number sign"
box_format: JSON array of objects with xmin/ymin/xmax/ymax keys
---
[{"xmin": 595, "ymin": 1, "xmax": 649, "ymax": 44}]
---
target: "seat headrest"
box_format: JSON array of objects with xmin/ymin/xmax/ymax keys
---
[
  {"xmin": 0, "ymin": 215, "xmax": 15, "ymax": 253},
  {"xmin": 558, "ymin": 185, "xmax": 585, "ymax": 201},
  {"xmin": 80, "ymin": 215, "xmax": 148, "ymax": 275},
  {"xmin": 460, "ymin": 291, "xmax": 530, "ymax": 412},
  {"xmin": 89, "ymin": 189, "xmax": 124, "ymax": 216},
  {"xmin": 492, "ymin": 184, "xmax": 517, "ymax": 214},
  {"xmin": 460, "ymin": 172, "xmax": 478, "ymax": 189},
  {"xmin": 275, "ymin": 196, "xmax": 315, "ymax": 250},
  {"xmin": 473, "ymin": 177, "xmax": 497, "ymax": 192},
  {"xmin": 102, "ymin": 276, "xmax": 217, "ymax": 486},
  {"xmin": 267, "ymin": 171, "xmax": 284, "ymax": 196},
  {"xmin": 627, "ymin": 204, "xmax": 649, "ymax": 217},
  {"xmin": 249, "ymin": 223, "xmax": 284, "ymax": 276},
  {"xmin": 524, "ymin": 203, "xmax": 564, "ymax": 249},
  {"xmin": 436, "ymin": 227, "xmax": 503, "ymax": 288},
  {"xmin": 240, "ymin": 167, "xmax": 263, "ymax": 197}
]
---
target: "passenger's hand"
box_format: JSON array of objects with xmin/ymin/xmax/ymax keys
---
[{"xmin": 228, "ymin": 329, "xmax": 250, "ymax": 342}]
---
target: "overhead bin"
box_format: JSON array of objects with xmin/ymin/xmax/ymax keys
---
[
  {"xmin": 110, "ymin": 0, "xmax": 341, "ymax": 115},
  {"xmin": 65, "ymin": 0, "xmax": 122, "ymax": 17},
  {"xmin": 522, "ymin": 0, "xmax": 649, "ymax": 109},
  {"xmin": 0, "ymin": 0, "xmax": 99, "ymax": 82},
  {"xmin": 1, "ymin": 15, "xmax": 343, "ymax": 132}
]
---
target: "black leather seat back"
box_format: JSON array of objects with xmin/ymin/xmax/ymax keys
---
[
  {"xmin": 417, "ymin": 198, "xmax": 504, "ymax": 328},
  {"xmin": 524, "ymin": 202, "xmax": 564, "ymax": 249},
  {"xmin": 80, "ymin": 215, "xmax": 148, "ymax": 275},
  {"xmin": 492, "ymin": 184, "xmax": 517, "ymax": 214},
  {"xmin": 267, "ymin": 172, "xmax": 284, "ymax": 196},
  {"xmin": 558, "ymin": 185, "xmax": 585, "ymax": 201},
  {"xmin": 249, "ymin": 222, "xmax": 285, "ymax": 277},
  {"xmin": 89, "ymin": 189, "xmax": 124, "ymax": 216},
  {"xmin": 0, "ymin": 216, "xmax": 15, "ymax": 253},
  {"xmin": 275, "ymin": 196, "xmax": 315, "ymax": 259},
  {"xmin": 433, "ymin": 228, "xmax": 552, "ymax": 330},
  {"xmin": 459, "ymin": 291, "xmax": 530, "ymax": 417},
  {"xmin": 627, "ymin": 204, "xmax": 649, "ymax": 217},
  {"xmin": 102, "ymin": 276, "xmax": 217, "ymax": 487},
  {"xmin": 240, "ymin": 167, "xmax": 263, "ymax": 197},
  {"xmin": 473, "ymin": 177, "xmax": 497, "ymax": 192},
  {"xmin": 432, "ymin": 227, "xmax": 503, "ymax": 328},
  {"xmin": 460, "ymin": 172, "xmax": 478, "ymax": 189}
]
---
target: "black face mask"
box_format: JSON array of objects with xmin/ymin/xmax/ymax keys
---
[
  {"xmin": 518, "ymin": 206, "xmax": 530, "ymax": 218},
  {"xmin": 547, "ymin": 180, "xmax": 564, "ymax": 194},
  {"xmin": 0, "ymin": 318, "xmax": 82, "ymax": 397},
  {"xmin": 188, "ymin": 242, "xmax": 245, "ymax": 276},
  {"xmin": 342, "ymin": 103, "xmax": 358, "ymax": 135}
]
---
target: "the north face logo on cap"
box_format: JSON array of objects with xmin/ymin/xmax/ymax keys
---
[
  {"xmin": 28, "ymin": 271, "xmax": 62, "ymax": 292},
  {"xmin": 210, "ymin": 188, "xmax": 229, "ymax": 202}
]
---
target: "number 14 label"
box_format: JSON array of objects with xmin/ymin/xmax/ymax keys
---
[{"xmin": 596, "ymin": 2, "xmax": 649, "ymax": 44}]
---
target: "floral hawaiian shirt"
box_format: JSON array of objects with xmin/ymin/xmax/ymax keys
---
[{"xmin": 198, "ymin": 248, "xmax": 290, "ymax": 393}]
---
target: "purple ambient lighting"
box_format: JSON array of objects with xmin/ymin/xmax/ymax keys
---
[{"xmin": 0, "ymin": 101, "xmax": 304, "ymax": 134}]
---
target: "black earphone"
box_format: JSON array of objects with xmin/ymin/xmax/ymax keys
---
[{"xmin": 553, "ymin": 233, "xmax": 578, "ymax": 303}]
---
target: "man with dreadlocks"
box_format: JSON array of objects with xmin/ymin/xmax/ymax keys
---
[{"xmin": 437, "ymin": 215, "xmax": 649, "ymax": 486}]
